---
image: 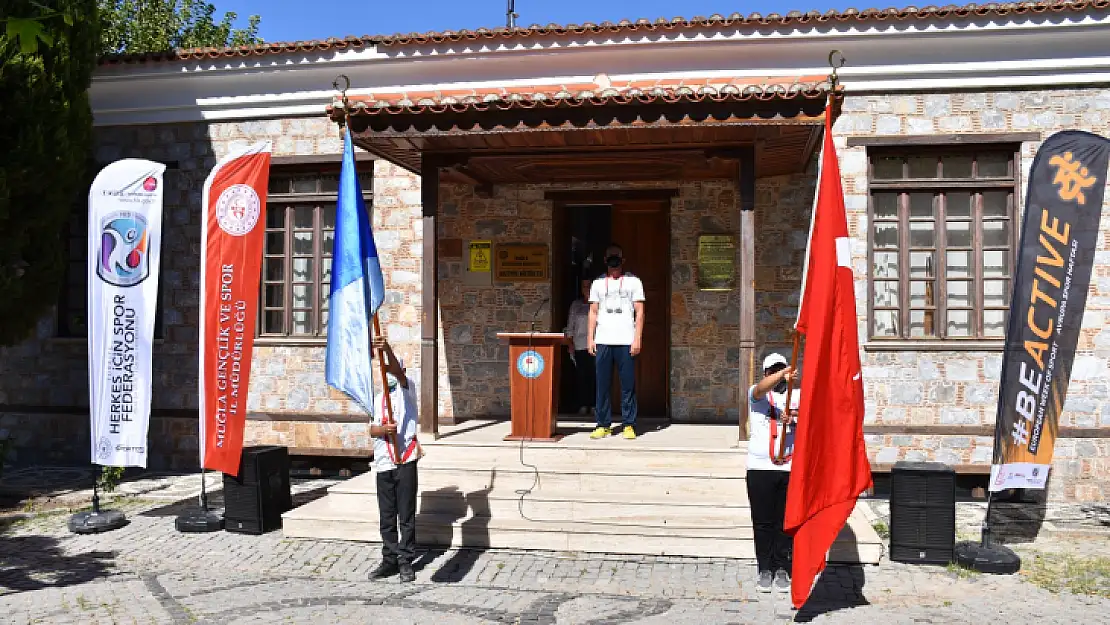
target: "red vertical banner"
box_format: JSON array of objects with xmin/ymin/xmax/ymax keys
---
[{"xmin": 199, "ymin": 142, "xmax": 272, "ymax": 476}]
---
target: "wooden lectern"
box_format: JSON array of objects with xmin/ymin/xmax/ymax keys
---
[{"xmin": 497, "ymin": 332, "xmax": 568, "ymax": 442}]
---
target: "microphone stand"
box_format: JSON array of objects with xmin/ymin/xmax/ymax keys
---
[{"xmin": 525, "ymin": 297, "xmax": 549, "ymax": 437}]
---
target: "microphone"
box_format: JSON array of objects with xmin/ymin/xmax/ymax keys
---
[{"xmin": 529, "ymin": 297, "xmax": 550, "ymax": 335}]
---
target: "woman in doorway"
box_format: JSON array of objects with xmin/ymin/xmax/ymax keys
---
[{"xmin": 564, "ymin": 278, "xmax": 595, "ymax": 416}]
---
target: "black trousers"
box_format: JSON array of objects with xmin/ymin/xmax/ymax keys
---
[
  {"xmin": 746, "ymin": 469, "xmax": 793, "ymax": 574},
  {"xmin": 574, "ymin": 349, "xmax": 596, "ymax": 410},
  {"xmin": 376, "ymin": 460, "xmax": 418, "ymax": 565}
]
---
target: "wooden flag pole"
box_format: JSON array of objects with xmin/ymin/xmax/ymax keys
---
[
  {"xmin": 373, "ymin": 314, "xmax": 403, "ymax": 461},
  {"xmin": 775, "ymin": 331, "xmax": 802, "ymax": 463}
]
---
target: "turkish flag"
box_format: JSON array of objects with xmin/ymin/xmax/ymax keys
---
[{"xmin": 785, "ymin": 102, "xmax": 872, "ymax": 609}]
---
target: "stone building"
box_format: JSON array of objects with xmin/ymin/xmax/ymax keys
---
[{"xmin": 1, "ymin": 2, "xmax": 1108, "ymax": 502}]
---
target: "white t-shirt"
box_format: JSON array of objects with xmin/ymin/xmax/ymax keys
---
[
  {"xmin": 588, "ymin": 273, "xmax": 645, "ymax": 346},
  {"xmin": 371, "ymin": 377, "xmax": 422, "ymax": 472},
  {"xmin": 747, "ymin": 385, "xmax": 798, "ymax": 472},
  {"xmin": 565, "ymin": 299, "xmax": 591, "ymax": 351}
]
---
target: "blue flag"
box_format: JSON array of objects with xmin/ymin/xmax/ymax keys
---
[{"xmin": 325, "ymin": 132, "xmax": 385, "ymax": 414}]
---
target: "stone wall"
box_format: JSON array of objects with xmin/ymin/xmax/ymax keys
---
[{"xmin": 836, "ymin": 87, "xmax": 1110, "ymax": 500}]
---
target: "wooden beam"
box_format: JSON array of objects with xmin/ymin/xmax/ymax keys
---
[
  {"xmin": 845, "ymin": 132, "xmax": 1041, "ymax": 147},
  {"xmin": 270, "ymin": 153, "xmax": 374, "ymax": 166},
  {"xmin": 420, "ymin": 158, "xmax": 440, "ymax": 438},
  {"xmin": 799, "ymin": 127, "xmax": 822, "ymax": 172},
  {"xmin": 443, "ymin": 164, "xmax": 494, "ymax": 198},
  {"xmin": 737, "ymin": 145, "xmax": 756, "ymax": 441},
  {"xmin": 544, "ymin": 189, "xmax": 679, "ymax": 203}
]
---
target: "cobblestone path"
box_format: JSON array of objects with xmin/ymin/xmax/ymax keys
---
[{"xmin": 0, "ymin": 481, "xmax": 1107, "ymax": 624}]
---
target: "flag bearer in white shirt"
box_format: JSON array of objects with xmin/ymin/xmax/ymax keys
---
[
  {"xmin": 587, "ymin": 244, "xmax": 645, "ymax": 440},
  {"xmin": 747, "ymin": 353, "xmax": 798, "ymax": 594},
  {"xmin": 367, "ymin": 336, "xmax": 422, "ymax": 583}
]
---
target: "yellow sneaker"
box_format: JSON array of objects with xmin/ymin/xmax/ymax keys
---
[
  {"xmin": 589, "ymin": 427, "xmax": 611, "ymax": 439},
  {"xmin": 622, "ymin": 426, "xmax": 637, "ymax": 440}
]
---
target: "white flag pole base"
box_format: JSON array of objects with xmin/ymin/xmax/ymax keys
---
[
  {"xmin": 175, "ymin": 468, "xmax": 224, "ymax": 533},
  {"xmin": 68, "ymin": 477, "xmax": 127, "ymax": 534}
]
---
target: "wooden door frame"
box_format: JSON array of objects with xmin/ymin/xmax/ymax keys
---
[{"xmin": 550, "ymin": 189, "xmax": 675, "ymax": 419}]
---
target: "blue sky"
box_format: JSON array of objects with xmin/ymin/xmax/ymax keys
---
[{"xmin": 216, "ymin": 1, "xmax": 859, "ymax": 42}]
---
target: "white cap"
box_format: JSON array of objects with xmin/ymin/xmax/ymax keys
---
[{"xmin": 762, "ymin": 353, "xmax": 789, "ymax": 370}]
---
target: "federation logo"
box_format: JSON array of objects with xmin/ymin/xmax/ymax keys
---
[
  {"xmin": 96, "ymin": 437, "xmax": 113, "ymax": 461},
  {"xmin": 215, "ymin": 184, "xmax": 261, "ymax": 236},
  {"xmin": 142, "ymin": 177, "xmax": 158, "ymax": 192},
  {"xmin": 97, "ymin": 211, "xmax": 150, "ymax": 287},
  {"xmin": 516, "ymin": 350, "xmax": 545, "ymax": 379}
]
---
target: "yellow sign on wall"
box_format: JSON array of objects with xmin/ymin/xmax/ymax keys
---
[
  {"xmin": 698, "ymin": 234, "xmax": 736, "ymax": 291},
  {"xmin": 495, "ymin": 244, "xmax": 548, "ymax": 282},
  {"xmin": 468, "ymin": 240, "xmax": 492, "ymax": 272}
]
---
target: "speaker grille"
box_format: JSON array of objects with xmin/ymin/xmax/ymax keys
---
[
  {"xmin": 223, "ymin": 446, "xmax": 292, "ymax": 535},
  {"xmin": 889, "ymin": 461, "xmax": 955, "ymax": 565}
]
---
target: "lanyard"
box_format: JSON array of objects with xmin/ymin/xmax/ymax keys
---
[
  {"xmin": 766, "ymin": 393, "xmax": 793, "ymax": 465},
  {"xmin": 605, "ymin": 276, "xmax": 624, "ymax": 298}
]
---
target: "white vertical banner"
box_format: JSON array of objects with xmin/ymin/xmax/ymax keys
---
[{"xmin": 87, "ymin": 159, "xmax": 166, "ymax": 467}]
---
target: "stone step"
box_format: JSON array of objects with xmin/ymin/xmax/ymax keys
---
[
  {"xmin": 330, "ymin": 465, "xmax": 747, "ymax": 501},
  {"xmin": 321, "ymin": 489, "xmax": 752, "ymax": 526},
  {"xmin": 283, "ymin": 500, "xmax": 756, "ymax": 557},
  {"xmin": 281, "ymin": 500, "xmax": 882, "ymax": 563},
  {"xmin": 421, "ymin": 439, "xmax": 749, "ymax": 471}
]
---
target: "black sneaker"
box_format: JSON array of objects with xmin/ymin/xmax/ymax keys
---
[
  {"xmin": 756, "ymin": 570, "xmax": 773, "ymax": 593},
  {"xmin": 398, "ymin": 563, "xmax": 416, "ymax": 583},
  {"xmin": 369, "ymin": 561, "xmax": 399, "ymax": 580}
]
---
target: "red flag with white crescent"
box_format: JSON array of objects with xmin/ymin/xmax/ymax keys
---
[
  {"xmin": 785, "ymin": 103, "xmax": 872, "ymax": 609},
  {"xmin": 199, "ymin": 142, "xmax": 271, "ymax": 476}
]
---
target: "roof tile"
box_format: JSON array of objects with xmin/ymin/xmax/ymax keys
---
[
  {"xmin": 98, "ymin": 1, "xmax": 1108, "ymax": 66},
  {"xmin": 327, "ymin": 75, "xmax": 833, "ymax": 118}
]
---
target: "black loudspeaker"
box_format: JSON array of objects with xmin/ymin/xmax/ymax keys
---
[
  {"xmin": 889, "ymin": 461, "xmax": 956, "ymax": 564},
  {"xmin": 223, "ymin": 445, "xmax": 292, "ymax": 535}
]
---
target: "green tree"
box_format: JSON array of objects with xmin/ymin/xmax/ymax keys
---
[
  {"xmin": 98, "ymin": 0, "xmax": 262, "ymax": 55},
  {"xmin": 0, "ymin": 0, "xmax": 99, "ymax": 346}
]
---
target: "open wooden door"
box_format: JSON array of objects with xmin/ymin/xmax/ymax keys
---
[{"xmin": 611, "ymin": 200, "xmax": 669, "ymax": 417}]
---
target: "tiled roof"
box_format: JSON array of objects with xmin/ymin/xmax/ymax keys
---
[
  {"xmin": 99, "ymin": 1, "xmax": 1108, "ymax": 65},
  {"xmin": 327, "ymin": 76, "xmax": 834, "ymax": 118}
]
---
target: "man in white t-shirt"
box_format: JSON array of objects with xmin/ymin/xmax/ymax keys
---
[
  {"xmin": 587, "ymin": 243, "xmax": 645, "ymax": 440},
  {"xmin": 367, "ymin": 336, "xmax": 422, "ymax": 584},
  {"xmin": 747, "ymin": 352, "xmax": 799, "ymax": 594}
]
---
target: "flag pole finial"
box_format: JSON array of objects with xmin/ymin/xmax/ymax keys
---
[
  {"xmin": 332, "ymin": 74, "xmax": 351, "ymax": 129},
  {"xmin": 827, "ymin": 50, "xmax": 846, "ymax": 91}
]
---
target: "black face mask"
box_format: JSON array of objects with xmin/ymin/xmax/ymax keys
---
[
  {"xmin": 605, "ymin": 255, "xmax": 622, "ymax": 268},
  {"xmin": 773, "ymin": 380, "xmax": 789, "ymax": 394}
]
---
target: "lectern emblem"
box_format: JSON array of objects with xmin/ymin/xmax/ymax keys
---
[{"xmin": 516, "ymin": 350, "xmax": 545, "ymax": 379}]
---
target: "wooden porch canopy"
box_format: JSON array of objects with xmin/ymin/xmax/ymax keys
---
[
  {"xmin": 325, "ymin": 75, "xmax": 839, "ymax": 436},
  {"xmin": 329, "ymin": 76, "xmax": 839, "ymax": 186}
]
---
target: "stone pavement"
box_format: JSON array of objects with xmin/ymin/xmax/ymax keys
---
[{"xmin": 0, "ymin": 470, "xmax": 1107, "ymax": 624}]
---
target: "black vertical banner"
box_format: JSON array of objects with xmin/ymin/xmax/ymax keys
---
[{"xmin": 991, "ymin": 130, "xmax": 1110, "ymax": 492}]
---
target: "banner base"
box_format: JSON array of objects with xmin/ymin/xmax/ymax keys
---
[
  {"xmin": 175, "ymin": 508, "xmax": 224, "ymax": 533},
  {"xmin": 68, "ymin": 509, "xmax": 127, "ymax": 534},
  {"xmin": 954, "ymin": 541, "xmax": 1021, "ymax": 574}
]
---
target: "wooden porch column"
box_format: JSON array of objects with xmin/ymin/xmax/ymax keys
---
[
  {"xmin": 420, "ymin": 159, "xmax": 440, "ymax": 437},
  {"xmin": 737, "ymin": 146, "xmax": 757, "ymax": 441}
]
